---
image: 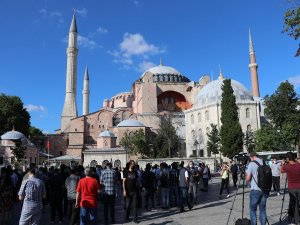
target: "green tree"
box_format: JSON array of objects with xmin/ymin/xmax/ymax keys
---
[
  {"xmin": 0, "ymin": 94, "xmax": 30, "ymax": 136},
  {"xmin": 220, "ymin": 79, "xmax": 244, "ymax": 159},
  {"xmin": 207, "ymin": 124, "xmax": 220, "ymax": 168},
  {"xmin": 119, "ymin": 129, "xmax": 150, "ymax": 157},
  {"xmin": 283, "ymin": 2, "xmax": 300, "ymax": 56},
  {"xmin": 255, "ymin": 123, "xmax": 285, "ymax": 152},
  {"xmin": 11, "ymin": 139, "xmax": 27, "ymax": 162},
  {"xmin": 264, "ymin": 81, "xmax": 300, "ymax": 149},
  {"xmin": 153, "ymin": 116, "xmax": 179, "ymax": 158},
  {"xmin": 244, "ymin": 130, "xmax": 256, "ymax": 152}
]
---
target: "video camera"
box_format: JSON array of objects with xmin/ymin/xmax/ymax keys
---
[{"xmin": 235, "ymin": 152, "xmax": 249, "ymax": 165}]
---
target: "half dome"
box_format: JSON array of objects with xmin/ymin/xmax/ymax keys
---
[
  {"xmin": 194, "ymin": 79, "xmax": 253, "ymax": 108},
  {"xmin": 117, "ymin": 119, "xmax": 145, "ymax": 127}
]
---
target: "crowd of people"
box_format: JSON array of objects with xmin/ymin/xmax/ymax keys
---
[{"xmin": 0, "ymin": 153, "xmax": 299, "ymax": 225}]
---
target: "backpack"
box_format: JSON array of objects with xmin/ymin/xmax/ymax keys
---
[
  {"xmin": 235, "ymin": 218, "xmax": 251, "ymax": 225},
  {"xmin": 252, "ymin": 160, "xmax": 272, "ymax": 193},
  {"xmin": 160, "ymin": 171, "xmax": 169, "ymax": 188}
]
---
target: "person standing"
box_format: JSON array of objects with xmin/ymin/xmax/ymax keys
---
[
  {"xmin": 65, "ymin": 168, "xmax": 80, "ymax": 225},
  {"xmin": 160, "ymin": 163, "xmax": 170, "ymax": 209},
  {"xmin": 178, "ymin": 161, "xmax": 192, "ymax": 213},
  {"xmin": 48, "ymin": 168, "xmax": 64, "ymax": 223},
  {"xmin": 169, "ymin": 162, "xmax": 179, "ymax": 207},
  {"xmin": 281, "ymin": 152, "xmax": 300, "ymax": 225},
  {"xmin": 0, "ymin": 168, "xmax": 14, "ymax": 225},
  {"xmin": 76, "ymin": 167, "xmax": 99, "ymax": 225},
  {"xmin": 123, "ymin": 160, "xmax": 140, "ymax": 223},
  {"xmin": 202, "ymin": 163, "xmax": 209, "ymax": 192},
  {"xmin": 100, "ymin": 162, "xmax": 116, "ymax": 225},
  {"xmin": 246, "ymin": 152, "xmax": 269, "ymax": 225},
  {"xmin": 143, "ymin": 163, "xmax": 155, "ymax": 210},
  {"xmin": 18, "ymin": 167, "xmax": 46, "ymax": 225},
  {"xmin": 187, "ymin": 161, "xmax": 199, "ymax": 204},
  {"xmin": 270, "ymin": 157, "xmax": 281, "ymax": 196},
  {"xmin": 230, "ymin": 161, "xmax": 239, "ymax": 189},
  {"xmin": 219, "ymin": 162, "xmax": 230, "ymax": 198}
]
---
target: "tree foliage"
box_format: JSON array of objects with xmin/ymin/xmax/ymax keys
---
[
  {"xmin": 0, "ymin": 94, "xmax": 30, "ymax": 136},
  {"xmin": 244, "ymin": 130, "xmax": 256, "ymax": 152},
  {"xmin": 153, "ymin": 116, "xmax": 179, "ymax": 158},
  {"xmin": 283, "ymin": 2, "xmax": 300, "ymax": 56},
  {"xmin": 255, "ymin": 123, "xmax": 285, "ymax": 152},
  {"xmin": 264, "ymin": 81, "xmax": 300, "ymax": 148},
  {"xmin": 220, "ymin": 79, "xmax": 244, "ymax": 159},
  {"xmin": 119, "ymin": 129, "xmax": 151, "ymax": 157},
  {"xmin": 11, "ymin": 139, "xmax": 27, "ymax": 162},
  {"xmin": 207, "ymin": 124, "xmax": 220, "ymax": 155}
]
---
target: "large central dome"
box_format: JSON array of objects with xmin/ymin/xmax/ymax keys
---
[
  {"xmin": 141, "ymin": 65, "xmax": 190, "ymax": 83},
  {"xmin": 194, "ymin": 78, "xmax": 254, "ymax": 108}
]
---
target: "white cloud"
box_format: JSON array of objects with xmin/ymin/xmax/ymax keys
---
[
  {"xmin": 25, "ymin": 104, "xmax": 47, "ymax": 113},
  {"xmin": 50, "ymin": 11, "xmax": 62, "ymax": 17},
  {"xmin": 78, "ymin": 35, "xmax": 101, "ymax": 49},
  {"xmin": 134, "ymin": 0, "xmax": 140, "ymax": 6},
  {"xmin": 37, "ymin": 9, "xmax": 64, "ymax": 26},
  {"xmin": 137, "ymin": 61, "xmax": 156, "ymax": 72},
  {"xmin": 76, "ymin": 8, "xmax": 87, "ymax": 17},
  {"xmin": 288, "ymin": 75, "xmax": 300, "ymax": 89},
  {"xmin": 38, "ymin": 8, "xmax": 47, "ymax": 16},
  {"xmin": 97, "ymin": 26, "xmax": 108, "ymax": 34},
  {"xmin": 109, "ymin": 33, "xmax": 165, "ymax": 70},
  {"xmin": 120, "ymin": 33, "xmax": 161, "ymax": 57}
]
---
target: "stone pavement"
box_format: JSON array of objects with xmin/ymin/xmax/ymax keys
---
[{"xmin": 10, "ymin": 176, "xmax": 292, "ymax": 225}]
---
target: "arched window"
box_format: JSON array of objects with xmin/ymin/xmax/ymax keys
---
[
  {"xmin": 198, "ymin": 112, "xmax": 201, "ymax": 122},
  {"xmin": 247, "ymin": 124, "xmax": 252, "ymax": 131},
  {"xmin": 191, "ymin": 130, "xmax": 196, "ymax": 140},
  {"xmin": 113, "ymin": 114, "xmax": 120, "ymax": 127},
  {"xmin": 198, "ymin": 128, "xmax": 202, "ymax": 136},
  {"xmin": 206, "ymin": 127, "xmax": 210, "ymax": 134},
  {"xmin": 205, "ymin": 110, "xmax": 209, "ymax": 121},
  {"xmin": 114, "ymin": 159, "xmax": 121, "ymax": 168},
  {"xmin": 122, "ymin": 111, "xmax": 126, "ymax": 121},
  {"xmin": 191, "ymin": 114, "xmax": 194, "ymax": 124},
  {"xmin": 246, "ymin": 108, "xmax": 250, "ymax": 118},
  {"xmin": 90, "ymin": 160, "xmax": 98, "ymax": 167},
  {"xmin": 102, "ymin": 160, "xmax": 109, "ymax": 167}
]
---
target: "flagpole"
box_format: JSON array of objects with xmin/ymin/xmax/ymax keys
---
[{"xmin": 47, "ymin": 138, "xmax": 50, "ymax": 165}]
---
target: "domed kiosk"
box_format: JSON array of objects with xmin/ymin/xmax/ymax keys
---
[{"xmin": 185, "ymin": 74, "xmax": 262, "ymax": 158}]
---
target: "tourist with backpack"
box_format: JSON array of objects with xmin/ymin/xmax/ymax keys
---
[
  {"xmin": 143, "ymin": 163, "xmax": 155, "ymax": 210},
  {"xmin": 246, "ymin": 152, "xmax": 272, "ymax": 225},
  {"xmin": 178, "ymin": 161, "xmax": 192, "ymax": 212}
]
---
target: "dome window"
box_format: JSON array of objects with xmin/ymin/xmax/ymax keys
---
[{"xmin": 205, "ymin": 110, "xmax": 209, "ymax": 121}]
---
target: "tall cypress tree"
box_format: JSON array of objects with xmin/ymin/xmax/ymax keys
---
[{"xmin": 220, "ymin": 79, "xmax": 244, "ymax": 158}]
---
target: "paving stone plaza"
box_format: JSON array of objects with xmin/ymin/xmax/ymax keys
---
[{"xmin": 10, "ymin": 176, "xmax": 291, "ymax": 225}]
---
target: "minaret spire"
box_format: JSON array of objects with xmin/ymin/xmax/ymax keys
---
[
  {"xmin": 248, "ymin": 29, "xmax": 260, "ymax": 98},
  {"xmin": 82, "ymin": 66, "xmax": 90, "ymax": 116},
  {"xmin": 61, "ymin": 14, "xmax": 79, "ymax": 132},
  {"xmin": 159, "ymin": 56, "xmax": 163, "ymax": 66},
  {"xmin": 218, "ymin": 64, "xmax": 224, "ymax": 80}
]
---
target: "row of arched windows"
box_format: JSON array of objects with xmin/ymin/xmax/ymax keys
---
[
  {"xmin": 191, "ymin": 111, "xmax": 209, "ymax": 124},
  {"xmin": 191, "ymin": 108, "xmax": 251, "ymax": 124}
]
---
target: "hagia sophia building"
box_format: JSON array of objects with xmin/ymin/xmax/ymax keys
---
[{"xmin": 56, "ymin": 14, "xmax": 264, "ymax": 168}]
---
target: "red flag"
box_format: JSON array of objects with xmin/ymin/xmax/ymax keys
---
[{"xmin": 47, "ymin": 139, "xmax": 50, "ymax": 150}]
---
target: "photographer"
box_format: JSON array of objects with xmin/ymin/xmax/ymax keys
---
[
  {"xmin": 246, "ymin": 152, "xmax": 269, "ymax": 225},
  {"xmin": 280, "ymin": 152, "xmax": 300, "ymax": 225},
  {"xmin": 219, "ymin": 162, "xmax": 230, "ymax": 198}
]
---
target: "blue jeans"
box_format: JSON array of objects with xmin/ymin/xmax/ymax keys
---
[
  {"xmin": 250, "ymin": 190, "xmax": 268, "ymax": 225},
  {"xmin": 169, "ymin": 185, "xmax": 179, "ymax": 206},
  {"xmin": 179, "ymin": 187, "xmax": 191, "ymax": 210},
  {"xmin": 80, "ymin": 207, "xmax": 97, "ymax": 225}
]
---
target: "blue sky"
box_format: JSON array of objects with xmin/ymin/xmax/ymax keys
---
[{"xmin": 0, "ymin": 0, "xmax": 299, "ymax": 133}]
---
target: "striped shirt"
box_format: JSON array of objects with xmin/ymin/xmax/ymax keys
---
[{"xmin": 100, "ymin": 168, "xmax": 116, "ymax": 195}]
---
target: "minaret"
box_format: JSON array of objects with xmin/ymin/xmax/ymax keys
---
[
  {"xmin": 82, "ymin": 66, "xmax": 90, "ymax": 116},
  {"xmin": 61, "ymin": 14, "xmax": 78, "ymax": 132},
  {"xmin": 248, "ymin": 29, "xmax": 260, "ymax": 98}
]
